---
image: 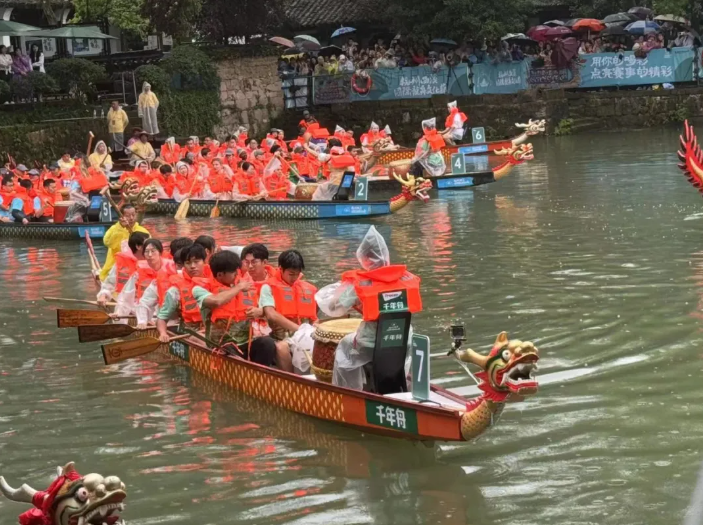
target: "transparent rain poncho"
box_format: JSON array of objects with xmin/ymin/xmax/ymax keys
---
[{"xmin": 315, "ymin": 227, "xmax": 412, "ymax": 390}]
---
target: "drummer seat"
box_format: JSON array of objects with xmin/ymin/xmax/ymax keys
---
[{"xmin": 371, "ymin": 310, "xmax": 412, "ymax": 395}]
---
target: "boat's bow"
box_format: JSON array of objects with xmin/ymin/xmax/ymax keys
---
[
  {"xmin": 677, "ymin": 120, "xmax": 703, "ymax": 196},
  {"xmin": 492, "ymin": 143, "xmax": 534, "ymax": 180},
  {"xmin": 511, "ymin": 119, "xmax": 546, "ymax": 147},
  {"xmin": 389, "ymin": 172, "xmax": 432, "ymax": 213}
]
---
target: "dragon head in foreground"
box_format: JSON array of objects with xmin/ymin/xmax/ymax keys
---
[
  {"xmin": 516, "ymin": 119, "xmax": 547, "ymax": 136},
  {"xmin": 495, "ymin": 143, "xmax": 535, "ymax": 164},
  {"xmin": 677, "ymin": 120, "xmax": 703, "ymax": 195},
  {"xmin": 456, "ymin": 332, "xmax": 539, "ymax": 440},
  {"xmin": 0, "ymin": 462, "xmax": 126, "ymax": 525},
  {"xmin": 392, "ymin": 172, "xmax": 432, "ymax": 204}
]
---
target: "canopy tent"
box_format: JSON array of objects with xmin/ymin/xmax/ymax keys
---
[
  {"xmin": 0, "ymin": 21, "xmax": 41, "ymax": 36},
  {"xmin": 22, "ymin": 26, "xmax": 117, "ymax": 39}
]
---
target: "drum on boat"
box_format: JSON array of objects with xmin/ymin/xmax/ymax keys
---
[
  {"xmin": 311, "ymin": 318, "xmax": 362, "ymax": 383},
  {"xmin": 53, "ymin": 200, "xmax": 75, "ymax": 223},
  {"xmin": 294, "ymin": 183, "xmax": 318, "ymax": 201}
]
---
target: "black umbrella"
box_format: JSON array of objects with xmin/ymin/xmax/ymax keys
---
[
  {"xmin": 628, "ymin": 6, "xmax": 652, "ymax": 20},
  {"xmin": 602, "ymin": 25, "xmax": 628, "ymax": 36},
  {"xmin": 603, "ymin": 12, "xmax": 636, "ymax": 24},
  {"xmin": 564, "ymin": 18, "xmax": 582, "ymax": 27},
  {"xmin": 318, "ymin": 45, "xmax": 343, "ymax": 57}
]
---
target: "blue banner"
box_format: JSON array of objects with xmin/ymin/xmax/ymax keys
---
[
  {"xmin": 579, "ymin": 48, "xmax": 694, "ymax": 88},
  {"xmin": 472, "ymin": 60, "xmax": 529, "ymax": 95}
]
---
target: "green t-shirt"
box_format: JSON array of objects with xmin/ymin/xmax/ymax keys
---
[
  {"xmin": 156, "ymin": 287, "xmax": 180, "ymax": 321},
  {"xmin": 193, "ymin": 285, "xmax": 250, "ymax": 345}
]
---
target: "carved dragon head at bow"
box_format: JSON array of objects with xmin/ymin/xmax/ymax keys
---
[
  {"xmin": 677, "ymin": 120, "xmax": 703, "ymax": 196},
  {"xmin": 0, "ymin": 462, "xmax": 126, "ymax": 525},
  {"xmin": 455, "ymin": 332, "xmax": 539, "ymax": 441},
  {"xmin": 495, "ymin": 143, "xmax": 534, "ymax": 164},
  {"xmin": 392, "ymin": 172, "xmax": 432, "ymax": 204},
  {"xmin": 515, "ymin": 119, "xmax": 546, "ymax": 136},
  {"xmin": 118, "ymin": 178, "xmax": 141, "ymax": 200}
]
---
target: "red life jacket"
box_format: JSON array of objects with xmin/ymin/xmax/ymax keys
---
[
  {"xmin": 209, "ymin": 274, "xmax": 258, "ymax": 324},
  {"xmin": 341, "ymin": 265, "xmax": 422, "ymax": 322},
  {"xmin": 423, "ymin": 130, "xmax": 445, "ymax": 153},
  {"xmin": 136, "ymin": 261, "xmax": 176, "ymax": 301},
  {"xmin": 37, "ymin": 189, "xmax": 57, "ymax": 218},
  {"xmin": 234, "ymin": 172, "xmax": 260, "ymax": 196},
  {"xmin": 329, "ymin": 153, "xmax": 356, "ymax": 172},
  {"xmin": 266, "ymin": 269, "xmax": 318, "ymax": 322},
  {"xmin": 263, "ymin": 172, "xmax": 287, "ymax": 200},
  {"xmin": 114, "ymin": 252, "xmax": 138, "ymax": 294},
  {"xmin": 169, "ymin": 272, "xmax": 202, "ymax": 324},
  {"xmin": 445, "ymin": 107, "xmax": 468, "ymax": 129},
  {"xmin": 78, "ymin": 168, "xmax": 108, "ymax": 193}
]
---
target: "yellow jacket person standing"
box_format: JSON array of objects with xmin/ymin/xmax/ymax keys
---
[
  {"xmin": 100, "ymin": 204, "xmax": 150, "ymax": 281},
  {"xmin": 107, "ymin": 100, "xmax": 129, "ymax": 154}
]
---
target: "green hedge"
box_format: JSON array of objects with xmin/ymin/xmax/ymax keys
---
[{"xmin": 160, "ymin": 91, "xmax": 221, "ymax": 137}]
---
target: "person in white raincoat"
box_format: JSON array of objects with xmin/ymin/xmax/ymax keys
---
[
  {"xmin": 138, "ymin": 82, "xmax": 159, "ymax": 136},
  {"xmin": 315, "ymin": 226, "xmax": 417, "ymax": 391},
  {"xmin": 410, "ymin": 118, "xmax": 447, "ymax": 178}
]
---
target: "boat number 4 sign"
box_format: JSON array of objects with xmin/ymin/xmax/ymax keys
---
[{"xmin": 365, "ymin": 401, "xmax": 418, "ymax": 434}]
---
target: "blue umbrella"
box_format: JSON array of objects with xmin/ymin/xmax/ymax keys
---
[
  {"xmin": 331, "ymin": 27, "xmax": 356, "ymax": 38},
  {"xmin": 626, "ymin": 20, "xmax": 661, "ymax": 34}
]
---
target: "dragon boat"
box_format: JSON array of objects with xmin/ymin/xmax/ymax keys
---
[
  {"xmin": 0, "ymin": 221, "xmax": 110, "ymax": 241},
  {"xmin": 366, "ymin": 143, "xmax": 534, "ymax": 192},
  {"xmin": 145, "ymin": 173, "xmax": 432, "ymax": 220},
  {"xmin": 372, "ymin": 119, "xmax": 546, "ymax": 168},
  {"xmin": 678, "ymin": 120, "xmax": 703, "ymax": 195}
]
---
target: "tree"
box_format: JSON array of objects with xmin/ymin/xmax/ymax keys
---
[
  {"xmin": 385, "ymin": 0, "xmax": 534, "ymax": 43},
  {"xmin": 197, "ymin": 0, "xmax": 285, "ymax": 44},
  {"xmin": 142, "ymin": 0, "xmax": 202, "ymax": 42},
  {"xmin": 71, "ymin": 0, "xmax": 149, "ymax": 36}
]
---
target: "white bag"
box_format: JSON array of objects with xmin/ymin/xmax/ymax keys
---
[{"xmin": 290, "ymin": 323, "xmax": 316, "ymax": 375}]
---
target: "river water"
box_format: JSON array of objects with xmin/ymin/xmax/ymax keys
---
[{"xmin": 1, "ymin": 126, "xmax": 703, "ymax": 525}]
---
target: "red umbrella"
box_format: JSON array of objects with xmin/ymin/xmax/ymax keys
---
[
  {"xmin": 527, "ymin": 25, "xmax": 551, "ymax": 41},
  {"xmin": 270, "ymin": 36, "xmax": 295, "ymax": 48},
  {"xmin": 544, "ymin": 26, "xmax": 573, "ymax": 39},
  {"xmin": 552, "ymin": 37, "xmax": 579, "ymax": 68},
  {"xmin": 572, "ymin": 18, "xmax": 606, "ymax": 31}
]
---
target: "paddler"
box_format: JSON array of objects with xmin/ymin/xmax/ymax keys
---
[
  {"xmin": 360, "ymin": 122, "xmax": 383, "ymax": 153},
  {"xmin": 298, "ymin": 109, "xmax": 318, "ymax": 131},
  {"xmin": 410, "ymin": 118, "xmax": 447, "ymax": 178},
  {"xmin": 35, "ymin": 178, "xmax": 58, "ymax": 222},
  {"xmin": 126, "ymin": 131, "xmax": 156, "ymax": 164},
  {"xmin": 190, "ymin": 251, "xmax": 277, "ymax": 366},
  {"xmin": 441, "ymin": 100, "xmax": 468, "ymax": 145},
  {"xmin": 258, "ymin": 249, "xmax": 318, "ymax": 372},
  {"xmin": 136, "ymin": 237, "xmax": 193, "ymax": 328},
  {"xmin": 316, "ymin": 226, "xmax": 422, "ymax": 391},
  {"xmin": 125, "ymin": 238, "xmax": 177, "ymax": 324},
  {"xmin": 97, "ymin": 231, "xmax": 149, "ymax": 309},
  {"xmin": 240, "ymin": 242, "xmax": 276, "ymax": 339},
  {"xmin": 88, "ymin": 141, "xmax": 113, "ymax": 172},
  {"xmin": 156, "ymin": 243, "xmax": 208, "ymax": 342},
  {"xmin": 0, "ymin": 174, "xmax": 28, "ymax": 224},
  {"xmin": 99, "ymin": 204, "xmax": 150, "ymax": 281}
]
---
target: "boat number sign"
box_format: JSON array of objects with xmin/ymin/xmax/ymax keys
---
[
  {"xmin": 354, "ymin": 177, "xmax": 368, "ymax": 201},
  {"xmin": 365, "ymin": 401, "xmax": 418, "ymax": 434},
  {"xmin": 411, "ymin": 334, "xmax": 431, "ymax": 401},
  {"xmin": 169, "ymin": 340, "xmax": 190, "ymax": 362},
  {"xmin": 471, "ymin": 127, "xmax": 485, "ymax": 143},
  {"xmin": 450, "ymin": 153, "xmax": 465, "ymax": 175}
]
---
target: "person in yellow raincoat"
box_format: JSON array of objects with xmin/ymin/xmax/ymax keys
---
[
  {"xmin": 88, "ymin": 140, "xmax": 113, "ymax": 172},
  {"xmin": 99, "ymin": 204, "xmax": 150, "ymax": 281},
  {"xmin": 138, "ymin": 82, "xmax": 159, "ymax": 136}
]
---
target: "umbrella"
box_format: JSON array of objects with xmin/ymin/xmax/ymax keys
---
[
  {"xmin": 527, "ymin": 25, "xmax": 551, "ymax": 41},
  {"xmin": 603, "ymin": 12, "xmax": 636, "ymax": 25},
  {"xmin": 544, "ymin": 26, "xmax": 573, "ymax": 39},
  {"xmin": 602, "ymin": 25, "xmax": 628, "ymax": 36},
  {"xmin": 564, "ymin": 18, "xmax": 582, "ymax": 27},
  {"xmin": 331, "ymin": 27, "xmax": 356, "ymax": 38},
  {"xmin": 552, "ymin": 37, "xmax": 579, "ymax": 68},
  {"xmin": 628, "ymin": 6, "xmax": 652, "ymax": 19},
  {"xmin": 318, "ymin": 45, "xmax": 343, "ymax": 57},
  {"xmin": 543, "ymin": 20, "xmax": 565, "ymax": 27},
  {"xmin": 294, "ymin": 34, "xmax": 321, "ymax": 51},
  {"xmin": 654, "ymin": 14, "xmax": 690, "ymax": 26},
  {"xmin": 572, "ymin": 18, "xmax": 606, "ymax": 31},
  {"xmin": 23, "ymin": 26, "xmax": 117, "ymax": 39},
  {"xmin": 626, "ymin": 20, "xmax": 661, "ymax": 34},
  {"xmin": 430, "ymin": 38, "xmax": 458, "ymax": 46},
  {"xmin": 502, "ymin": 33, "xmax": 537, "ymax": 45},
  {"xmin": 270, "ymin": 36, "xmax": 295, "ymax": 48},
  {"xmin": 0, "ymin": 20, "xmax": 40, "ymax": 36}
]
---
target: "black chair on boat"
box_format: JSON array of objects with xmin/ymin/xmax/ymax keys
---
[{"xmin": 370, "ymin": 308, "xmax": 412, "ymax": 395}]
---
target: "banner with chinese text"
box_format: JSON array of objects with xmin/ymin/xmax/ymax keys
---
[{"xmin": 472, "ymin": 60, "xmax": 529, "ymax": 95}]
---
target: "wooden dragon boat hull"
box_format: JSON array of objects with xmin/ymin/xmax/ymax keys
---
[
  {"xmin": 0, "ymin": 221, "xmax": 109, "ymax": 241},
  {"xmin": 376, "ymin": 139, "xmax": 516, "ymax": 166},
  {"xmin": 131, "ymin": 334, "xmax": 469, "ymax": 442},
  {"xmin": 368, "ymin": 170, "xmax": 497, "ymax": 192},
  {"xmin": 147, "ymin": 199, "xmax": 394, "ymax": 220}
]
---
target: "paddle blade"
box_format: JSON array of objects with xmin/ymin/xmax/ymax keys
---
[
  {"xmin": 78, "ymin": 323, "xmax": 136, "ymax": 343},
  {"xmin": 57, "ymin": 309, "xmax": 109, "ymax": 328},
  {"xmin": 210, "ymin": 204, "xmax": 220, "ymax": 218},
  {"xmin": 175, "ymin": 198, "xmax": 190, "ymax": 220},
  {"xmin": 102, "ymin": 337, "xmax": 163, "ymax": 365}
]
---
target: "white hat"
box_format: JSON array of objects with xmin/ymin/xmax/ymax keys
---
[
  {"xmin": 383, "ymin": 125, "xmax": 392, "ymax": 135},
  {"xmin": 335, "ymin": 125, "xmax": 345, "ymax": 134},
  {"xmin": 370, "ymin": 121, "xmax": 379, "ymax": 130},
  {"xmin": 448, "ymin": 101, "xmax": 458, "ymax": 109},
  {"xmin": 421, "ymin": 118, "xmax": 437, "ymax": 129}
]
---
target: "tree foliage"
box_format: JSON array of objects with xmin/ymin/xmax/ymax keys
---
[
  {"xmin": 45, "ymin": 58, "xmax": 106, "ymax": 100},
  {"xmin": 134, "ymin": 64, "xmax": 172, "ymax": 94},
  {"xmin": 71, "ymin": 0, "xmax": 149, "ymax": 35},
  {"xmin": 142, "ymin": 0, "xmax": 202, "ymax": 41},
  {"xmin": 197, "ymin": 0, "xmax": 285, "ymax": 44},
  {"xmin": 386, "ymin": 0, "xmax": 534, "ymax": 42},
  {"xmin": 160, "ymin": 46, "xmax": 220, "ymax": 91}
]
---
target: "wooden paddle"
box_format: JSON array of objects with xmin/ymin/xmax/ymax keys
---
[
  {"xmin": 86, "ymin": 131, "xmax": 95, "ymax": 158},
  {"xmin": 78, "ymin": 322, "xmax": 152, "ymax": 343},
  {"xmin": 44, "ymin": 297, "xmax": 116, "ymax": 307},
  {"xmin": 84, "ymin": 232, "xmax": 101, "ymax": 286},
  {"xmin": 101, "ymin": 334, "xmax": 190, "ymax": 365},
  {"xmin": 175, "ymin": 176, "xmax": 199, "ymax": 220},
  {"xmin": 210, "ymin": 198, "xmax": 220, "ymax": 218},
  {"xmin": 57, "ymin": 309, "xmax": 133, "ymax": 328}
]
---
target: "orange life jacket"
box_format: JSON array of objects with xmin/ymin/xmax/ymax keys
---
[
  {"xmin": 423, "ymin": 130, "xmax": 446, "ymax": 153},
  {"xmin": 234, "ymin": 172, "xmax": 261, "ymax": 196},
  {"xmin": 329, "ymin": 153, "xmax": 356, "ymax": 172},
  {"xmin": 135, "ymin": 262, "xmax": 176, "ymax": 301},
  {"xmin": 266, "ymin": 268, "xmax": 318, "ymax": 322},
  {"xmin": 170, "ymin": 272, "xmax": 202, "ymax": 324},
  {"xmin": 162, "ymin": 143, "xmax": 181, "ymax": 165},
  {"xmin": 208, "ymin": 170, "xmax": 232, "ymax": 194},
  {"xmin": 78, "ymin": 167, "xmax": 108, "ymax": 193},
  {"xmin": 341, "ymin": 265, "xmax": 422, "ymax": 322},
  {"xmin": 445, "ymin": 108, "xmax": 468, "ymax": 129},
  {"xmin": 37, "ymin": 189, "xmax": 57, "ymax": 218},
  {"xmin": 209, "ymin": 275, "xmax": 258, "ymax": 324},
  {"xmin": 263, "ymin": 172, "xmax": 288, "ymax": 200},
  {"xmin": 114, "ymin": 252, "xmax": 138, "ymax": 293}
]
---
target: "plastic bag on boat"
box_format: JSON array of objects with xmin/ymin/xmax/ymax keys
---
[
  {"xmin": 290, "ymin": 323, "xmax": 315, "ymax": 375},
  {"xmin": 315, "ymin": 281, "xmax": 356, "ymax": 318},
  {"xmin": 312, "ymin": 181, "xmax": 338, "ymax": 201},
  {"xmin": 357, "ymin": 226, "xmax": 390, "ymax": 270}
]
